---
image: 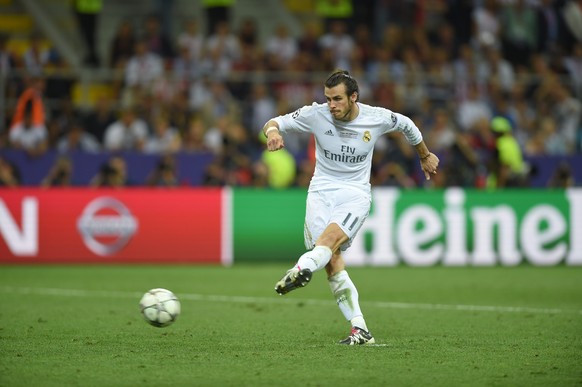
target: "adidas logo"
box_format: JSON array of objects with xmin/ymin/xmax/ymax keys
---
[{"xmin": 324, "ymin": 130, "xmax": 334, "ymax": 136}]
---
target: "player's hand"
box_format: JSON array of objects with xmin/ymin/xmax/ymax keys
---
[
  {"xmin": 267, "ymin": 132, "xmax": 285, "ymax": 151},
  {"xmin": 420, "ymin": 153, "xmax": 440, "ymax": 180}
]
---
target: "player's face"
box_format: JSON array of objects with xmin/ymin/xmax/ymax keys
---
[{"xmin": 325, "ymin": 84, "xmax": 357, "ymax": 121}]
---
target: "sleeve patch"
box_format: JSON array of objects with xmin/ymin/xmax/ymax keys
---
[
  {"xmin": 390, "ymin": 113, "xmax": 397, "ymax": 128},
  {"xmin": 292, "ymin": 108, "xmax": 301, "ymax": 119}
]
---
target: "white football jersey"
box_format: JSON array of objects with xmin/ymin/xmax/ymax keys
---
[{"xmin": 273, "ymin": 102, "xmax": 423, "ymax": 193}]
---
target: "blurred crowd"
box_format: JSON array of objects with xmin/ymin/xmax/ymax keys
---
[{"xmin": 0, "ymin": 0, "xmax": 581, "ymax": 189}]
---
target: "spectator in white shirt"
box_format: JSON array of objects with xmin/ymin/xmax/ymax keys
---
[
  {"xmin": 457, "ymin": 83, "xmax": 492, "ymax": 132},
  {"xmin": 144, "ymin": 115, "xmax": 181, "ymax": 154},
  {"xmin": 9, "ymin": 101, "xmax": 48, "ymax": 156},
  {"xmin": 125, "ymin": 39, "xmax": 164, "ymax": 89},
  {"xmin": 103, "ymin": 108, "xmax": 148, "ymax": 152},
  {"xmin": 318, "ymin": 20, "xmax": 355, "ymax": 70},
  {"xmin": 265, "ymin": 23, "xmax": 298, "ymax": 69},
  {"xmin": 177, "ymin": 19, "xmax": 205, "ymax": 63}
]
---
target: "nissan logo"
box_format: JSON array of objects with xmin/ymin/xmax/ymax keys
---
[{"xmin": 77, "ymin": 197, "xmax": 138, "ymax": 256}]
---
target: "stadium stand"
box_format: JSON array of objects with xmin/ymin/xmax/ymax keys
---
[{"xmin": 0, "ymin": 0, "xmax": 581, "ymax": 188}]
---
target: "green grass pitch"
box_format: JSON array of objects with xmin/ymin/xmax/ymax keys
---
[{"xmin": 0, "ymin": 264, "xmax": 581, "ymax": 387}]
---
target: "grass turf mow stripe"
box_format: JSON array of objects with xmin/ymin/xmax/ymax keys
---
[{"xmin": 2, "ymin": 285, "xmax": 580, "ymax": 316}]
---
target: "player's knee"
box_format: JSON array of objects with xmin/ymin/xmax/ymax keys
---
[{"xmin": 317, "ymin": 224, "xmax": 348, "ymax": 251}]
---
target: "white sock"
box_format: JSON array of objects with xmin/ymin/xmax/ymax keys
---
[
  {"xmin": 295, "ymin": 246, "xmax": 332, "ymax": 273},
  {"xmin": 328, "ymin": 270, "xmax": 368, "ymax": 331}
]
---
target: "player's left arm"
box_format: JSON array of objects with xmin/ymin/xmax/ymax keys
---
[{"xmin": 390, "ymin": 111, "xmax": 440, "ymax": 181}]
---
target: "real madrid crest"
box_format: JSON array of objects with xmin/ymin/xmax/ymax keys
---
[{"xmin": 363, "ymin": 131, "xmax": 371, "ymax": 142}]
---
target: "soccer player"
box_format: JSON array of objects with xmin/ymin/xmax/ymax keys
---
[{"xmin": 263, "ymin": 69, "xmax": 440, "ymax": 345}]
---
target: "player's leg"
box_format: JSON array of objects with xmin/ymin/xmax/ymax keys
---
[
  {"xmin": 326, "ymin": 253, "xmax": 375, "ymax": 345},
  {"xmin": 274, "ymin": 223, "xmax": 346, "ymax": 295},
  {"xmin": 324, "ymin": 188, "xmax": 374, "ymax": 344},
  {"xmin": 275, "ymin": 191, "xmax": 340, "ymax": 295}
]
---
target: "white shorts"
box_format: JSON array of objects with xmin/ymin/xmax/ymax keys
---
[{"xmin": 303, "ymin": 188, "xmax": 371, "ymax": 251}]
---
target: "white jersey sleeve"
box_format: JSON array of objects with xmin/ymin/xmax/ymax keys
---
[{"xmin": 268, "ymin": 102, "xmax": 423, "ymax": 193}]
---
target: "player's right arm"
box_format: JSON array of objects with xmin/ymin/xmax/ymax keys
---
[
  {"xmin": 262, "ymin": 120, "xmax": 284, "ymax": 152},
  {"xmin": 263, "ymin": 104, "xmax": 319, "ymax": 152}
]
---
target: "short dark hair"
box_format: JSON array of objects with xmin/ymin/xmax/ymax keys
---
[{"xmin": 325, "ymin": 69, "xmax": 359, "ymax": 100}]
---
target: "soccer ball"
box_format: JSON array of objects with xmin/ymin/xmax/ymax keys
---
[{"xmin": 139, "ymin": 288, "xmax": 181, "ymax": 327}]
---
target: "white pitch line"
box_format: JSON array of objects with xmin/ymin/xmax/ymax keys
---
[{"xmin": 1, "ymin": 286, "xmax": 581, "ymax": 316}]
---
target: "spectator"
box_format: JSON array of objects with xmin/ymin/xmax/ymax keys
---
[
  {"xmin": 472, "ymin": 0, "xmax": 501, "ymax": 51},
  {"xmin": 443, "ymin": 130, "xmax": 481, "ymax": 188},
  {"xmin": 528, "ymin": 116, "xmax": 568, "ymax": 156},
  {"xmin": 509, "ymin": 83, "xmax": 536, "ymax": 147},
  {"xmin": 182, "ymin": 117, "xmax": 211, "ymax": 153},
  {"xmin": 124, "ymin": 39, "xmax": 164, "ymax": 90},
  {"xmin": 367, "ymin": 47, "xmax": 399, "ymax": 85},
  {"xmin": 199, "ymin": 80, "xmax": 241, "ymax": 129},
  {"xmin": 371, "ymin": 132, "xmax": 417, "ymax": 187},
  {"xmin": 563, "ymin": 42, "xmax": 582, "ymax": 99},
  {"xmin": 265, "ymin": 23, "xmax": 298, "ymax": 69},
  {"xmin": 352, "ymin": 24, "xmax": 375, "ymax": 69},
  {"xmin": 499, "ymin": 0, "xmax": 538, "ymax": 67},
  {"xmin": 203, "ymin": 21, "xmax": 241, "ymax": 79},
  {"xmin": 188, "ymin": 74, "xmax": 213, "ymax": 111},
  {"xmin": 144, "ymin": 114, "xmax": 181, "ymax": 154},
  {"xmin": 49, "ymin": 99, "xmax": 80, "ymax": 143},
  {"xmin": 237, "ymin": 17, "xmax": 259, "ymax": 49},
  {"xmin": 424, "ymin": 47, "xmax": 454, "ymax": 109},
  {"xmin": 143, "ymin": 14, "xmax": 174, "ymax": 60},
  {"xmin": 468, "ymin": 116, "xmax": 496, "ymax": 167},
  {"xmin": 478, "ymin": 46, "xmax": 515, "ymax": 93},
  {"xmin": 56, "ymin": 121, "xmax": 101, "ymax": 153},
  {"xmin": 260, "ymin": 141, "xmax": 296, "ymax": 189},
  {"xmin": 83, "ymin": 96, "xmax": 116, "ymax": 144},
  {"xmin": 488, "ymin": 116, "xmax": 527, "ymax": 188},
  {"xmin": 0, "ymin": 157, "xmax": 20, "ymax": 187},
  {"xmin": 41, "ymin": 156, "xmax": 73, "ymax": 187},
  {"xmin": 536, "ymin": 0, "xmax": 563, "ymax": 54},
  {"xmin": 9, "ymin": 100, "xmax": 48, "ymax": 157},
  {"xmin": 90, "ymin": 156, "xmax": 129, "ymax": 187},
  {"xmin": 548, "ymin": 161, "xmax": 575, "ymax": 188},
  {"xmin": 425, "ymin": 108, "xmax": 457, "ymax": 154},
  {"xmin": 146, "ymin": 154, "xmax": 179, "ymax": 186},
  {"xmin": 172, "ymin": 44, "xmax": 198, "ymax": 89},
  {"xmin": 248, "ymin": 82, "xmax": 276, "ymax": 134},
  {"xmin": 562, "ymin": 0, "xmax": 582, "ymax": 51},
  {"xmin": 551, "ymin": 84, "xmax": 582, "ymax": 153},
  {"xmin": 103, "ymin": 108, "xmax": 149, "ymax": 152},
  {"xmin": 204, "ymin": 114, "xmax": 228, "ymax": 154},
  {"xmin": 394, "ymin": 72, "xmax": 427, "ymax": 116},
  {"xmin": 457, "ymin": 83, "xmax": 492, "ymax": 132},
  {"xmin": 318, "ymin": 20, "xmax": 355, "ymax": 70},
  {"xmin": 22, "ymin": 32, "xmax": 57, "ymax": 76},
  {"xmin": 10, "ymin": 77, "xmax": 45, "ymax": 128},
  {"xmin": 297, "ymin": 20, "xmax": 322, "ymax": 60},
  {"xmin": 176, "ymin": 19, "xmax": 205, "ymax": 64},
  {"xmin": 109, "ymin": 20, "xmax": 136, "ymax": 69}
]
